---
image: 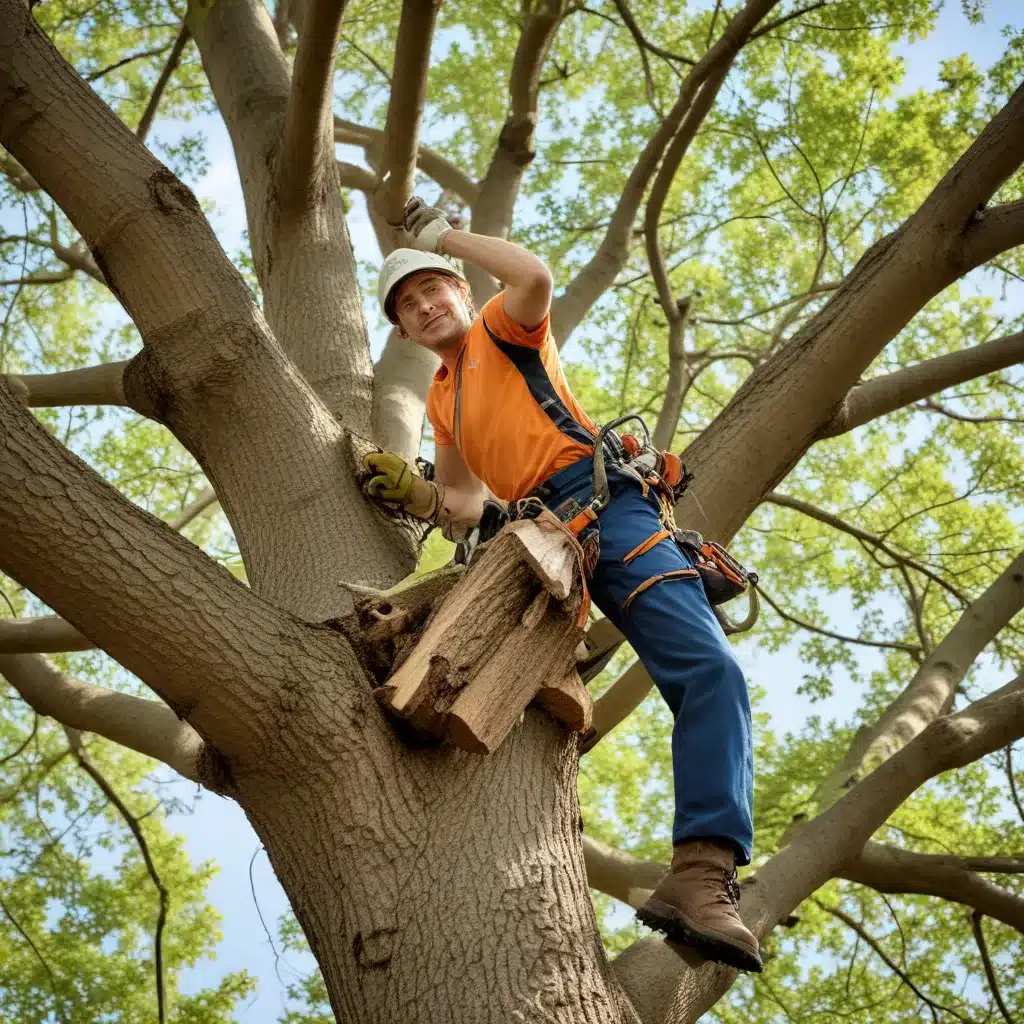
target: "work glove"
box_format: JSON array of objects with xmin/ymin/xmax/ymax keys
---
[
  {"xmin": 403, "ymin": 196, "xmax": 452, "ymax": 254},
  {"xmin": 361, "ymin": 451, "xmax": 441, "ymax": 521}
]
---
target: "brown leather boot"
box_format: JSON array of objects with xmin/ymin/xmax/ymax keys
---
[{"xmin": 636, "ymin": 840, "xmax": 762, "ymax": 973}]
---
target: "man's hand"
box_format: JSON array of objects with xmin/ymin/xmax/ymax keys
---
[
  {"xmin": 403, "ymin": 197, "xmax": 452, "ymax": 254},
  {"xmin": 361, "ymin": 451, "xmax": 441, "ymax": 521}
]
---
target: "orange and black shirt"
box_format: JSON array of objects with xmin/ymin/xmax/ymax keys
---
[{"xmin": 426, "ymin": 292, "xmax": 597, "ymax": 502}]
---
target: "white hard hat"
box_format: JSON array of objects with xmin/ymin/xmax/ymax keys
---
[{"xmin": 378, "ymin": 248, "xmax": 467, "ymax": 324}]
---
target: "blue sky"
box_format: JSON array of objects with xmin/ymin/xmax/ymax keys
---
[{"xmin": 23, "ymin": 1, "xmax": 1023, "ymax": 1018}]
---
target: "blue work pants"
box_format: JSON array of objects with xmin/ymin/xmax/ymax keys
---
[{"xmin": 540, "ymin": 457, "xmax": 754, "ymax": 863}]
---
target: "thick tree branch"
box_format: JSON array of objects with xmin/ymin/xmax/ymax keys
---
[
  {"xmin": 374, "ymin": 0, "xmax": 442, "ymax": 228},
  {"xmin": 4, "ymin": 360, "xmax": 128, "ymax": 408},
  {"xmin": 652, "ymin": 294, "xmax": 694, "ymax": 449},
  {"xmin": 675, "ymin": 80, "xmax": 1024, "ymax": 548},
  {"xmin": 0, "ymin": 653, "xmax": 203, "ymax": 783},
  {"xmin": 371, "ymin": 327, "xmax": 439, "ymax": 462},
  {"xmin": 0, "ymin": 381, "xmax": 346, "ymax": 759},
  {"xmin": 336, "ymin": 159, "xmax": 376, "ymax": 192},
  {"xmin": 581, "ymin": 833, "xmax": 664, "ymax": 907},
  {"xmin": 960, "ymin": 198, "xmax": 1024, "ymax": 270},
  {"xmin": 822, "ymin": 330, "xmax": 1024, "ymax": 437},
  {"xmin": 785, "ymin": 559, "xmax": 1024, "ymax": 838},
  {"xmin": 334, "ymin": 118, "xmax": 479, "ymax": 203},
  {"xmin": 614, "ymin": 673, "xmax": 1024, "ymax": 1022},
  {"xmin": 136, "ymin": 22, "xmax": 192, "ymax": 145},
  {"xmin": 0, "ymin": 616, "xmax": 92, "ymax": 654},
  {"xmin": 277, "ymin": 0, "xmax": 347, "ymax": 208},
  {"xmin": 765, "ymin": 491, "xmax": 968, "ymax": 604},
  {"xmin": 552, "ymin": 0, "xmax": 780, "ymax": 344},
  {"xmin": 843, "ymin": 840, "xmax": 1024, "ymax": 935},
  {"xmin": 0, "ymin": 485, "xmax": 219, "ymax": 658},
  {"xmin": 582, "ymin": 660, "xmax": 653, "ymax": 753},
  {"xmin": 3, "ymin": 0, "xmax": 413, "ymax": 613},
  {"xmin": 68, "ymin": 729, "xmax": 169, "ymax": 1023},
  {"xmin": 467, "ymin": 0, "xmax": 566, "ymax": 301}
]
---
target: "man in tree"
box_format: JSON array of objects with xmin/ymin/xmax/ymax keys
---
[{"xmin": 362, "ymin": 199, "xmax": 760, "ymax": 973}]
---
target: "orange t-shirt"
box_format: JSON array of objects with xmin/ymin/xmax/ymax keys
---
[{"xmin": 426, "ymin": 293, "xmax": 597, "ymax": 501}]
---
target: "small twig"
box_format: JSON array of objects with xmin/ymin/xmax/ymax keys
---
[
  {"xmin": 136, "ymin": 22, "xmax": 192, "ymax": 144},
  {"xmin": 970, "ymin": 910, "xmax": 1013, "ymax": 1024},
  {"xmin": 1006, "ymin": 743, "xmax": 1024, "ymax": 827},
  {"xmin": 0, "ymin": 892, "xmax": 70, "ymax": 1023},
  {"xmin": 757, "ymin": 585, "xmax": 921, "ymax": 654},
  {"xmin": 817, "ymin": 898, "xmax": 973, "ymax": 1024},
  {"xmin": 67, "ymin": 730, "xmax": 167, "ymax": 1024}
]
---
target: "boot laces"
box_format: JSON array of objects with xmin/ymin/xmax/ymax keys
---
[{"xmin": 725, "ymin": 871, "xmax": 741, "ymax": 908}]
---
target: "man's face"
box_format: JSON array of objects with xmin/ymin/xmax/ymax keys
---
[{"xmin": 393, "ymin": 272, "xmax": 471, "ymax": 352}]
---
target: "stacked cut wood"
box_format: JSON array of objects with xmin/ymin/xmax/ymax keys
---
[{"xmin": 335, "ymin": 512, "xmax": 593, "ymax": 754}]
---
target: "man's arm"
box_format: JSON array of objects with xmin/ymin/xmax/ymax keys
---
[
  {"xmin": 434, "ymin": 443, "xmax": 488, "ymax": 538},
  {"xmin": 403, "ymin": 198, "xmax": 553, "ymax": 328},
  {"xmin": 441, "ymin": 232, "xmax": 552, "ymax": 330}
]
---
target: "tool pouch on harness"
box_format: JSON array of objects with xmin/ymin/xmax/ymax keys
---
[{"xmin": 672, "ymin": 530, "xmax": 758, "ymax": 606}]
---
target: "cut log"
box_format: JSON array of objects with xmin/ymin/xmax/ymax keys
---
[
  {"xmin": 505, "ymin": 516, "xmax": 578, "ymax": 599},
  {"xmin": 376, "ymin": 531, "xmax": 538, "ymax": 735},
  {"xmin": 376, "ymin": 517, "xmax": 593, "ymax": 753},
  {"xmin": 536, "ymin": 670, "xmax": 592, "ymax": 733},
  {"xmin": 446, "ymin": 592, "xmax": 582, "ymax": 754}
]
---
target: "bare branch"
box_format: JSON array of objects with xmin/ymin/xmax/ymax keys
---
[
  {"xmin": 277, "ymin": 0, "xmax": 347, "ymax": 208},
  {"xmin": 167, "ymin": 486, "xmax": 219, "ymax": 531},
  {"xmin": 783, "ymin": 560, "xmax": 1024, "ymax": 839},
  {"xmin": 764, "ymin": 491, "xmax": 968, "ymax": 604},
  {"xmin": 918, "ymin": 398, "xmax": 1024, "ymax": 425},
  {"xmin": 1007, "ymin": 743, "xmax": 1024, "ymax": 826},
  {"xmin": 4, "ymin": 361, "xmax": 128, "ymax": 408},
  {"xmin": 971, "ymin": 911, "xmax": 1015, "ymax": 1024},
  {"xmin": 0, "ymin": 891, "xmax": 69, "ymax": 1023},
  {"xmin": 961, "ymin": 198, "xmax": 1024, "ymax": 270},
  {"xmin": 553, "ymin": 0, "xmax": 780, "ymax": 344},
  {"xmin": 336, "ymin": 159, "xmax": 376, "ymax": 192},
  {"xmin": 68, "ymin": 729, "xmax": 169, "ymax": 1023},
  {"xmin": 136, "ymin": 22, "xmax": 192, "ymax": 145},
  {"xmin": 582, "ymin": 660, "xmax": 653, "ymax": 753},
  {"xmin": 0, "ymin": 654, "xmax": 203, "ymax": 782},
  {"xmin": 467, "ymin": 0, "xmax": 566, "ymax": 299},
  {"xmin": 757, "ymin": 585, "xmax": 922, "ymax": 653},
  {"xmin": 816, "ymin": 898, "xmax": 973, "ymax": 1023},
  {"xmin": 334, "ymin": 118, "xmax": 479, "ymax": 203},
  {"xmin": 0, "ymin": 616, "xmax": 92, "ymax": 655},
  {"xmin": 610, "ymin": 0, "xmax": 695, "ymax": 65},
  {"xmin": 0, "ymin": 150, "xmax": 38, "ymax": 192},
  {"xmin": 822, "ymin": 330, "xmax": 1024, "ymax": 437},
  {"xmin": 374, "ymin": 0, "xmax": 443, "ymax": 225},
  {"xmin": 581, "ymin": 833, "xmax": 664, "ymax": 906},
  {"xmin": 843, "ymin": 840, "xmax": 1024, "ymax": 935},
  {"xmin": 749, "ymin": 1, "xmax": 829, "ymax": 41}
]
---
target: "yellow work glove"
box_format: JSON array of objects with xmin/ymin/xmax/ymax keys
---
[{"xmin": 361, "ymin": 451, "xmax": 441, "ymax": 521}]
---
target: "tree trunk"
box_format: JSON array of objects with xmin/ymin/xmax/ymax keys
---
[{"xmin": 238, "ymin": 705, "xmax": 636, "ymax": 1023}]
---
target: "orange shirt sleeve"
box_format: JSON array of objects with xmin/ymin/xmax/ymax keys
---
[
  {"xmin": 479, "ymin": 291, "xmax": 550, "ymax": 350},
  {"xmin": 426, "ymin": 384, "xmax": 456, "ymax": 447}
]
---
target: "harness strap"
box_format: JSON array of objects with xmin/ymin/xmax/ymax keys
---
[
  {"xmin": 622, "ymin": 529, "xmax": 672, "ymax": 565},
  {"xmin": 622, "ymin": 568, "xmax": 700, "ymax": 614}
]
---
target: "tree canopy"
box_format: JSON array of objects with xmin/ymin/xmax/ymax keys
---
[{"xmin": 1, "ymin": 0, "xmax": 1023, "ymax": 1021}]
